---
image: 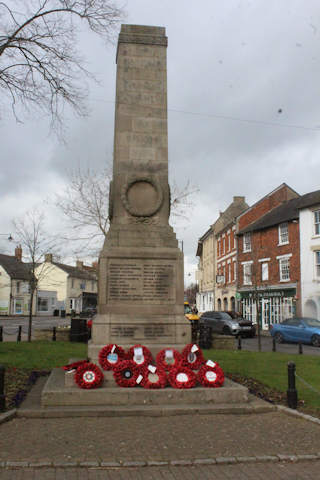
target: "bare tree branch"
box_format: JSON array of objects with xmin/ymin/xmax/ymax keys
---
[
  {"xmin": 12, "ymin": 207, "xmax": 62, "ymax": 340},
  {"xmin": 0, "ymin": 0, "xmax": 124, "ymax": 132},
  {"xmin": 54, "ymin": 165, "xmax": 199, "ymax": 257}
]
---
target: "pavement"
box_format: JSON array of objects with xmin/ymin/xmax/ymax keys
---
[{"xmin": 1, "ymin": 377, "xmax": 320, "ymax": 478}]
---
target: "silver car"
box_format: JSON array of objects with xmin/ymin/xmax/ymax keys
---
[{"xmin": 199, "ymin": 311, "xmax": 255, "ymax": 337}]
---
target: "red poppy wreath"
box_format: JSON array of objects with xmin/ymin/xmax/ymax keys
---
[
  {"xmin": 113, "ymin": 360, "xmax": 140, "ymax": 388},
  {"xmin": 181, "ymin": 343, "xmax": 205, "ymax": 370},
  {"xmin": 98, "ymin": 344, "xmax": 125, "ymax": 370},
  {"xmin": 141, "ymin": 364, "xmax": 167, "ymax": 389},
  {"xmin": 156, "ymin": 348, "xmax": 182, "ymax": 371},
  {"xmin": 168, "ymin": 365, "xmax": 197, "ymax": 389},
  {"xmin": 74, "ymin": 362, "xmax": 104, "ymax": 389},
  {"xmin": 127, "ymin": 344, "xmax": 153, "ymax": 368},
  {"xmin": 197, "ymin": 360, "xmax": 225, "ymax": 388}
]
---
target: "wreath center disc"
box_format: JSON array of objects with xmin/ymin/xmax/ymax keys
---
[
  {"xmin": 123, "ymin": 370, "xmax": 133, "ymax": 379},
  {"xmin": 187, "ymin": 352, "xmax": 196, "ymax": 363},
  {"xmin": 134, "ymin": 355, "xmax": 144, "ymax": 365},
  {"xmin": 205, "ymin": 371, "xmax": 217, "ymax": 382},
  {"xmin": 83, "ymin": 371, "xmax": 96, "ymax": 383},
  {"xmin": 148, "ymin": 373, "xmax": 159, "ymax": 384},
  {"xmin": 176, "ymin": 373, "xmax": 189, "ymax": 383},
  {"xmin": 107, "ymin": 353, "xmax": 118, "ymax": 364}
]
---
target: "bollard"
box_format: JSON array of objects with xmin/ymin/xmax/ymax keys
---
[
  {"xmin": 52, "ymin": 326, "xmax": 56, "ymax": 342},
  {"xmin": 299, "ymin": 342, "xmax": 303, "ymax": 355},
  {"xmin": 0, "ymin": 365, "xmax": 5, "ymax": 411},
  {"xmin": 272, "ymin": 337, "xmax": 276, "ymax": 352},
  {"xmin": 287, "ymin": 362, "xmax": 298, "ymax": 409},
  {"xmin": 237, "ymin": 335, "xmax": 242, "ymax": 350},
  {"xmin": 17, "ymin": 325, "xmax": 22, "ymax": 342},
  {"xmin": 0, "ymin": 326, "xmax": 2, "ymax": 342}
]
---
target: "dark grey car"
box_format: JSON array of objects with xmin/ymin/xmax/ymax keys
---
[{"xmin": 199, "ymin": 311, "xmax": 255, "ymax": 337}]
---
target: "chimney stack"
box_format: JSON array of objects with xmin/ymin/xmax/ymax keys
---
[
  {"xmin": 76, "ymin": 260, "xmax": 84, "ymax": 270},
  {"xmin": 15, "ymin": 245, "xmax": 22, "ymax": 261},
  {"xmin": 45, "ymin": 253, "xmax": 53, "ymax": 263}
]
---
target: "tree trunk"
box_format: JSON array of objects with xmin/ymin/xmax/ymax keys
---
[{"xmin": 28, "ymin": 290, "xmax": 34, "ymax": 342}]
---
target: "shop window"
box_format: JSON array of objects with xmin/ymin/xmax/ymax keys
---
[
  {"xmin": 279, "ymin": 258, "xmax": 290, "ymax": 281},
  {"xmin": 37, "ymin": 298, "xmax": 48, "ymax": 312},
  {"xmin": 243, "ymin": 233, "xmax": 251, "ymax": 252},
  {"xmin": 278, "ymin": 222, "xmax": 289, "ymax": 245},
  {"xmin": 315, "ymin": 210, "xmax": 320, "ymax": 236}
]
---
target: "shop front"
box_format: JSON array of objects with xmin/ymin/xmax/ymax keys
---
[{"xmin": 239, "ymin": 288, "xmax": 297, "ymax": 330}]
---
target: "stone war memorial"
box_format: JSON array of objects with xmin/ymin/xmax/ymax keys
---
[
  {"xmin": 40, "ymin": 25, "xmax": 263, "ymax": 412},
  {"xmin": 88, "ymin": 24, "xmax": 189, "ymax": 362}
]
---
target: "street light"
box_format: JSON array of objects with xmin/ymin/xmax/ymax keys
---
[{"xmin": 0, "ymin": 234, "xmax": 13, "ymax": 241}]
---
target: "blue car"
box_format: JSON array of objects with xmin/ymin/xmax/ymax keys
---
[{"xmin": 270, "ymin": 317, "xmax": 320, "ymax": 347}]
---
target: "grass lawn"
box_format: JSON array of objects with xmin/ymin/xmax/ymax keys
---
[
  {"xmin": 204, "ymin": 349, "xmax": 320, "ymax": 416},
  {"xmin": 0, "ymin": 341, "xmax": 320, "ymax": 417}
]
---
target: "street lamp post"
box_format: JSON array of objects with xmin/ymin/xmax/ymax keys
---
[{"xmin": 0, "ymin": 234, "xmax": 13, "ymax": 241}]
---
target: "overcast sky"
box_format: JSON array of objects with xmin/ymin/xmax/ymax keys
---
[{"xmin": 1, "ymin": 0, "xmax": 320, "ymax": 285}]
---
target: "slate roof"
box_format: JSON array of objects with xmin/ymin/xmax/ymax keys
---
[
  {"xmin": 238, "ymin": 197, "xmax": 301, "ymax": 234},
  {"xmin": 51, "ymin": 262, "xmax": 97, "ymax": 280},
  {"xmin": 297, "ymin": 189, "xmax": 320, "ymax": 210},
  {"xmin": 238, "ymin": 189, "xmax": 320, "ymax": 235},
  {"xmin": 0, "ymin": 254, "xmax": 31, "ymax": 280}
]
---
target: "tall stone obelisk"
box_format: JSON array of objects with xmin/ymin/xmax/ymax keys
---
[{"xmin": 88, "ymin": 25, "xmax": 190, "ymax": 361}]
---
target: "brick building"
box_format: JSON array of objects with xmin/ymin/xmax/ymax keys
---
[
  {"xmin": 215, "ymin": 196, "xmax": 248, "ymax": 312},
  {"xmin": 237, "ymin": 184, "xmax": 301, "ymax": 329}
]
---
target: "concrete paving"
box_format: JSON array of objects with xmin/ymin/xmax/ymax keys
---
[{"xmin": 1, "ymin": 376, "xmax": 320, "ymax": 478}]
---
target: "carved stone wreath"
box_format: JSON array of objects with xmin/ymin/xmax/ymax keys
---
[{"xmin": 121, "ymin": 176, "xmax": 163, "ymax": 217}]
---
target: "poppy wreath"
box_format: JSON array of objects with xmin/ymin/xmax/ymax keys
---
[
  {"xmin": 98, "ymin": 344, "xmax": 125, "ymax": 371},
  {"xmin": 62, "ymin": 360, "xmax": 88, "ymax": 371},
  {"xmin": 181, "ymin": 344, "xmax": 205, "ymax": 370},
  {"xmin": 113, "ymin": 360, "xmax": 140, "ymax": 388},
  {"xmin": 168, "ymin": 365, "xmax": 197, "ymax": 389},
  {"xmin": 127, "ymin": 344, "xmax": 153, "ymax": 368},
  {"xmin": 74, "ymin": 362, "xmax": 104, "ymax": 389},
  {"xmin": 156, "ymin": 348, "xmax": 182, "ymax": 371},
  {"xmin": 197, "ymin": 361, "xmax": 225, "ymax": 388},
  {"xmin": 141, "ymin": 364, "xmax": 167, "ymax": 389}
]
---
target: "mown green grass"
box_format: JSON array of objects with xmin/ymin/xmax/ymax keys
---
[
  {"xmin": 1, "ymin": 342, "xmax": 320, "ymax": 414},
  {"xmin": 205, "ymin": 349, "xmax": 320, "ymax": 413},
  {"xmin": 0, "ymin": 341, "xmax": 87, "ymax": 369}
]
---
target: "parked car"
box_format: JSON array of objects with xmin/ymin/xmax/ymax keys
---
[
  {"xmin": 226, "ymin": 311, "xmax": 256, "ymax": 338},
  {"xmin": 199, "ymin": 311, "xmax": 255, "ymax": 337},
  {"xmin": 270, "ymin": 317, "xmax": 320, "ymax": 347}
]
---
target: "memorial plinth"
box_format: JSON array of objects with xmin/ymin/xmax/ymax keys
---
[{"xmin": 88, "ymin": 25, "xmax": 190, "ymax": 363}]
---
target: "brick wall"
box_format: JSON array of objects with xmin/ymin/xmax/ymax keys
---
[{"xmin": 238, "ymin": 184, "xmax": 299, "ymax": 232}]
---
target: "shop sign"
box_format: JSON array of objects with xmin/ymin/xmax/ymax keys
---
[{"xmin": 239, "ymin": 289, "xmax": 296, "ymax": 299}]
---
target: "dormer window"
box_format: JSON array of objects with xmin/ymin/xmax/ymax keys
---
[{"xmin": 278, "ymin": 222, "xmax": 289, "ymax": 245}]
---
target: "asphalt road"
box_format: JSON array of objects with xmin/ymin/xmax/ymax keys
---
[
  {"xmin": 1, "ymin": 317, "xmax": 320, "ymax": 356},
  {"xmin": 0, "ymin": 316, "xmax": 71, "ymax": 341},
  {"xmin": 241, "ymin": 334, "xmax": 320, "ymax": 356}
]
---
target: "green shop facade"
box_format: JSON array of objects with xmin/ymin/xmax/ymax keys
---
[{"xmin": 237, "ymin": 287, "xmax": 297, "ymax": 330}]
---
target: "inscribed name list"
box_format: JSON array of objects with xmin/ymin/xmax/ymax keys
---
[{"xmin": 107, "ymin": 259, "xmax": 175, "ymax": 303}]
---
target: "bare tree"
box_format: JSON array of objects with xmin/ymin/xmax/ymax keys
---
[
  {"xmin": 55, "ymin": 165, "xmax": 199, "ymax": 256},
  {"xmin": 0, "ymin": 0, "xmax": 124, "ymax": 130},
  {"xmin": 13, "ymin": 208, "xmax": 59, "ymax": 341}
]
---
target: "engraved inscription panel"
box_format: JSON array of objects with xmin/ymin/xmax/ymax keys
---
[
  {"xmin": 108, "ymin": 259, "xmax": 175, "ymax": 303},
  {"xmin": 110, "ymin": 324, "xmax": 173, "ymax": 343}
]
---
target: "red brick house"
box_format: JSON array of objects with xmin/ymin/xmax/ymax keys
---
[{"xmin": 236, "ymin": 184, "xmax": 301, "ymax": 329}]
